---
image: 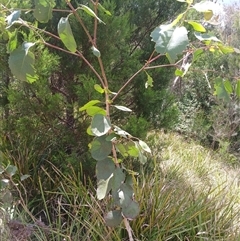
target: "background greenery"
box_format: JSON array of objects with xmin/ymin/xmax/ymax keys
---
[{"xmin": 0, "ymin": 0, "xmax": 240, "ymax": 240}]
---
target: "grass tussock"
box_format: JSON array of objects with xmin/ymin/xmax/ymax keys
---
[{"xmin": 1, "ymin": 131, "xmax": 240, "ymax": 240}]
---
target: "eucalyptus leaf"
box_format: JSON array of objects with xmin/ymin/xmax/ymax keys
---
[
  {"xmin": 111, "ymin": 167, "xmax": 126, "ymax": 191},
  {"xmin": 90, "ymin": 136, "xmax": 112, "ymax": 161},
  {"xmin": 151, "ymin": 25, "xmax": 189, "ymax": 63},
  {"xmin": 104, "ymin": 210, "xmax": 122, "ymax": 227},
  {"xmin": 187, "ymin": 21, "xmax": 206, "ymax": 32},
  {"xmin": 94, "ymin": 84, "xmax": 104, "ymax": 93},
  {"xmin": 86, "ymin": 106, "xmax": 106, "ymax": 116},
  {"xmin": 145, "ymin": 71, "xmax": 153, "ymax": 88},
  {"xmin": 122, "ymin": 200, "xmax": 140, "ymax": 220},
  {"xmin": 91, "ymin": 114, "xmax": 111, "ymax": 136},
  {"xmin": 193, "ymin": 49, "xmax": 203, "ymax": 62},
  {"xmin": 113, "ymin": 105, "xmax": 132, "ymax": 112},
  {"xmin": 0, "ymin": 179, "xmax": 10, "ymax": 189},
  {"xmin": 2, "ymin": 190, "xmax": 13, "ymax": 203},
  {"xmin": 98, "ymin": 3, "xmax": 112, "ymax": 16},
  {"xmin": 79, "ymin": 4, "xmax": 105, "ymax": 24},
  {"xmin": 194, "ymin": 32, "xmax": 221, "ymax": 42},
  {"xmin": 58, "ymin": 16, "xmax": 77, "ymax": 53},
  {"xmin": 7, "ymin": 29, "xmax": 18, "ymax": 53},
  {"xmin": 214, "ymin": 78, "xmax": 230, "ymax": 102},
  {"xmin": 20, "ymin": 174, "xmax": 30, "ymax": 181},
  {"xmin": 204, "ymin": 11, "xmax": 213, "ymax": 21},
  {"xmin": 114, "ymin": 126, "xmax": 132, "ymax": 138},
  {"xmin": 9, "ymin": 42, "xmax": 38, "ymax": 83},
  {"xmin": 6, "ymin": 10, "xmax": 21, "ymax": 28},
  {"xmin": 175, "ymin": 69, "xmax": 184, "ymax": 77},
  {"xmin": 138, "ymin": 140, "xmax": 151, "ymax": 153},
  {"xmin": 96, "ymin": 158, "xmax": 115, "ymax": 180},
  {"xmin": 33, "ymin": 0, "xmax": 55, "ymax": 23},
  {"xmin": 91, "ymin": 46, "xmax": 101, "ymax": 57},
  {"xmin": 97, "ymin": 174, "xmax": 113, "ymax": 200},
  {"xmin": 6, "ymin": 165, "xmax": 17, "ymax": 177},
  {"xmin": 118, "ymin": 183, "xmax": 134, "ymax": 208},
  {"xmin": 138, "ymin": 150, "xmax": 147, "ymax": 164},
  {"xmin": 126, "ymin": 142, "xmax": 139, "ymax": 157},
  {"xmin": 223, "ymin": 80, "xmax": 233, "ymax": 94},
  {"xmin": 116, "ymin": 143, "xmax": 128, "ymax": 157},
  {"xmin": 218, "ymin": 45, "xmax": 234, "ymax": 54},
  {"xmin": 79, "ymin": 100, "xmax": 101, "ymax": 111},
  {"xmin": 192, "ymin": 1, "xmax": 216, "ymax": 12}
]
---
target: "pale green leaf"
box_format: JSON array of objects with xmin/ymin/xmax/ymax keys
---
[
  {"xmin": 145, "ymin": 71, "xmax": 153, "ymax": 88},
  {"xmin": 87, "ymin": 125, "xmax": 94, "ymax": 136},
  {"xmin": 7, "ymin": 29, "xmax": 18, "ymax": 53},
  {"xmin": 113, "ymin": 105, "xmax": 132, "ymax": 112},
  {"xmin": 138, "ymin": 150, "xmax": 147, "ymax": 164},
  {"xmin": 151, "ymin": 25, "xmax": 189, "ymax": 63},
  {"xmin": 214, "ymin": 78, "xmax": 230, "ymax": 102},
  {"xmin": 175, "ymin": 69, "xmax": 184, "ymax": 77},
  {"xmin": 8, "ymin": 42, "xmax": 38, "ymax": 83},
  {"xmin": 138, "ymin": 140, "xmax": 151, "ymax": 153},
  {"xmin": 91, "ymin": 46, "xmax": 101, "ymax": 57},
  {"xmin": 86, "ymin": 106, "xmax": 106, "ymax": 116},
  {"xmin": 33, "ymin": 0, "xmax": 55, "ymax": 23},
  {"xmin": 116, "ymin": 143, "xmax": 128, "ymax": 157},
  {"xmin": 6, "ymin": 165, "xmax": 17, "ymax": 177},
  {"xmin": 6, "ymin": 10, "xmax": 21, "ymax": 28},
  {"xmin": 20, "ymin": 174, "xmax": 30, "ymax": 181},
  {"xmin": 218, "ymin": 45, "xmax": 234, "ymax": 54},
  {"xmin": 79, "ymin": 4, "xmax": 105, "ymax": 24},
  {"xmin": 58, "ymin": 16, "xmax": 77, "ymax": 53},
  {"xmin": 187, "ymin": 21, "xmax": 206, "ymax": 32},
  {"xmin": 193, "ymin": 49, "xmax": 203, "ymax": 62},
  {"xmin": 114, "ymin": 126, "xmax": 132, "ymax": 138},
  {"xmin": 192, "ymin": 1, "xmax": 216, "ymax": 12},
  {"xmin": 79, "ymin": 100, "xmax": 101, "ymax": 111},
  {"xmin": 97, "ymin": 175, "xmax": 113, "ymax": 200},
  {"xmin": 94, "ymin": 84, "xmax": 104, "ymax": 93},
  {"xmin": 105, "ymin": 133, "xmax": 118, "ymax": 141},
  {"xmin": 104, "ymin": 210, "xmax": 122, "ymax": 227},
  {"xmin": 204, "ymin": 11, "xmax": 213, "ymax": 21},
  {"xmin": 90, "ymin": 136, "xmax": 112, "ymax": 161},
  {"xmin": 126, "ymin": 142, "xmax": 139, "ymax": 157},
  {"xmin": 98, "ymin": 3, "xmax": 112, "ymax": 16},
  {"xmin": 223, "ymin": 80, "xmax": 233, "ymax": 94},
  {"xmin": 171, "ymin": 13, "xmax": 184, "ymax": 27},
  {"xmin": 91, "ymin": 114, "xmax": 111, "ymax": 137},
  {"xmin": 2, "ymin": 190, "xmax": 13, "ymax": 203},
  {"xmin": 195, "ymin": 32, "xmax": 221, "ymax": 42},
  {"xmin": 1, "ymin": 179, "xmax": 10, "ymax": 189}
]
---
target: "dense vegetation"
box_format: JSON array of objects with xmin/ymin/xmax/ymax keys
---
[{"xmin": 0, "ymin": 0, "xmax": 239, "ymax": 240}]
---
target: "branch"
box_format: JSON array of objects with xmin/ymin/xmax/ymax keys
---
[
  {"xmin": 66, "ymin": 1, "xmax": 95, "ymax": 46},
  {"xmin": 123, "ymin": 217, "xmax": 134, "ymax": 241}
]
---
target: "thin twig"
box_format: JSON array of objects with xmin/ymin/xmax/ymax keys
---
[
  {"xmin": 123, "ymin": 217, "xmax": 134, "ymax": 241},
  {"xmin": 66, "ymin": 1, "xmax": 95, "ymax": 46}
]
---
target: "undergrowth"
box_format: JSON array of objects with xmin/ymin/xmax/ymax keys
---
[{"xmin": 1, "ymin": 131, "xmax": 240, "ymax": 240}]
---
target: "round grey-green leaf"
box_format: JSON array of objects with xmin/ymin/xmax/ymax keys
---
[
  {"xmin": 91, "ymin": 114, "xmax": 111, "ymax": 137},
  {"xmin": 96, "ymin": 158, "xmax": 115, "ymax": 180},
  {"xmin": 90, "ymin": 136, "xmax": 112, "ymax": 161},
  {"xmin": 122, "ymin": 200, "xmax": 140, "ymax": 220},
  {"xmin": 104, "ymin": 210, "xmax": 123, "ymax": 227}
]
